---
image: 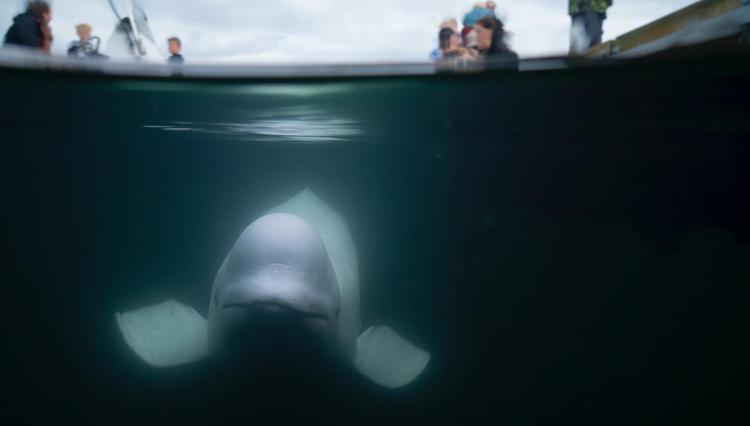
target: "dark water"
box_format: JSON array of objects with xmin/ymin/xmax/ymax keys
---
[{"xmin": 2, "ymin": 56, "xmax": 750, "ymax": 424}]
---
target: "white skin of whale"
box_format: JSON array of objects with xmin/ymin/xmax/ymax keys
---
[{"xmin": 115, "ymin": 189, "xmax": 430, "ymax": 388}]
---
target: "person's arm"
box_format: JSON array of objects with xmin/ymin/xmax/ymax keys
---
[
  {"xmin": 67, "ymin": 42, "xmax": 80, "ymax": 57},
  {"xmin": 39, "ymin": 23, "xmax": 52, "ymax": 53}
]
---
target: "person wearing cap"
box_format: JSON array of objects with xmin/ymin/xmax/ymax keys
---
[
  {"xmin": 430, "ymin": 18, "xmax": 460, "ymax": 61},
  {"xmin": 437, "ymin": 27, "xmax": 473, "ymax": 60},
  {"xmin": 569, "ymin": 0, "xmax": 612, "ymax": 54}
]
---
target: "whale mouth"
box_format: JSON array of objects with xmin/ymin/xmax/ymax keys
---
[
  {"xmin": 221, "ymin": 302, "xmax": 329, "ymax": 321},
  {"xmin": 218, "ymin": 301, "xmax": 334, "ymax": 361}
]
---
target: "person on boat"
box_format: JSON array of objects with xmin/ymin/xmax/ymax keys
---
[
  {"xmin": 167, "ymin": 36, "xmax": 184, "ymax": 64},
  {"xmin": 432, "ymin": 17, "xmax": 475, "ymax": 63},
  {"xmin": 473, "ymin": 15, "xmax": 518, "ymax": 63},
  {"xmin": 429, "ymin": 18, "xmax": 459, "ymax": 61},
  {"xmin": 461, "ymin": 2, "xmax": 496, "ymax": 52},
  {"xmin": 67, "ymin": 23, "xmax": 107, "ymax": 60},
  {"xmin": 434, "ymin": 26, "xmax": 478, "ymax": 72},
  {"xmin": 569, "ymin": 0, "xmax": 612, "ymax": 54},
  {"xmin": 3, "ymin": 0, "xmax": 53, "ymax": 53}
]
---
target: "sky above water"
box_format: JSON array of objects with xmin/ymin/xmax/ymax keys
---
[{"xmin": 1, "ymin": 0, "xmax": 697, "ymax": 63}]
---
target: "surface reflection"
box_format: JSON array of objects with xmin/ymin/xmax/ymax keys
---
[{"xmin": 143, "ymin": 106, "xmax": 361, "ymax": 143}]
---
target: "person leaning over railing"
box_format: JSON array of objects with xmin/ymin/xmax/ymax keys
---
[
  {"xmin": 3, "ymin": 0, "xmax": 53, "ymax": 53},
  {"xmin": 474, "ymin": 15, "xmax": 518, "ymax": 63}
]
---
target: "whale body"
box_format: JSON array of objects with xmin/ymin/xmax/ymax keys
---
[{"xmin": 115, "ymin": 189, "xmax": 430, "ymax": 388}]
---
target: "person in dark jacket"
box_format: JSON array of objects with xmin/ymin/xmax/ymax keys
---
[
  {"xmin": 569, "ymin": 0, "xmax": 612, "ymax": 54},
  {"xmin": 167, "ymin": 37, "xmax": 184, "ymax": 64},
  {"xmin": 3, "ymin": 1, "xmax": 53, "ymax": 53},
  {"xmin": 474, "ymin": 15, "xmax": 518, "ymax": 64}
]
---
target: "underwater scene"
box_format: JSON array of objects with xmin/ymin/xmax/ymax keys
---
[{"xmin": 2, "ymin": 54, "xmax": 750, "ymax": 424}]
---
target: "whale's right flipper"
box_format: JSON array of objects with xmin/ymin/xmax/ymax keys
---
[{"xmin": 115, "ymin": 299, "xmax": 209, "ymax": 367}]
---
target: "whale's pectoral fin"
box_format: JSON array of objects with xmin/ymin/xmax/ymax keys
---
[
  {"xmin": 353, "ymin": 326, "xmax": 430, "ymax": 389},
  {"xmin": 115, "ymin": 299, "xmax": 209, "ymax": 367}
]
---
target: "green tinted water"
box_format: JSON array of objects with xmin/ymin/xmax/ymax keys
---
[{"xmin": 2, "ymin": 57, "xmax": 750, "ymax": 423}]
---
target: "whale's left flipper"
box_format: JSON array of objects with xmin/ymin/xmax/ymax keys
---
[
  {"xmin": 115, "ymin": 299, "xmax": 209, "ymax": 367},
  {"xmin": 354, "ymin": 326, "xmax": 430, "ymax": 389}
]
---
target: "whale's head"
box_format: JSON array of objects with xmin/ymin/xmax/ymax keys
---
[
  {"xmin": 208, "ymin": 213, "xmax": 341, "ymax": 366},
  {"xmin": 115, "ymin": 190, "xmax": 429, "ymax": 387}
]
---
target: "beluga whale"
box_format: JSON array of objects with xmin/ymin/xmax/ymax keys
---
[{"xmin": 115, "ymin": 189, "xmax": 430, "ymax": 388}]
